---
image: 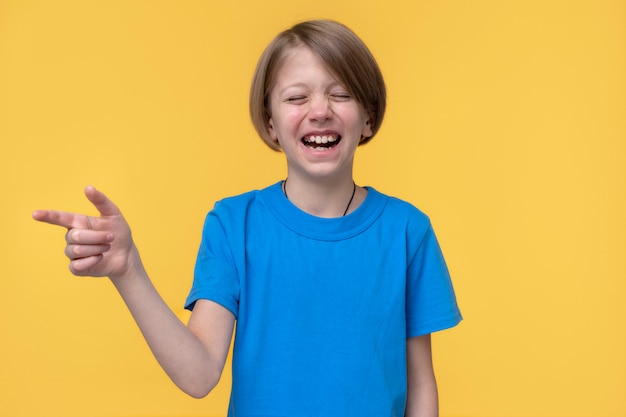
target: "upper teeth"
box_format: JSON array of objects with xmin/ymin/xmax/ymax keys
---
[{"xmin": 306, "ymin": 135, "xmax": 337, "ymax": 144}]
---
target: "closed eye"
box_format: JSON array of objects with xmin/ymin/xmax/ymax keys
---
[
  {"xmin": 284, "ymin": 96, "xmax": 307, "ymax": 104},
  {"xmin": 330, "ymin": 93, "xmax": 352, "ymax": 101}
]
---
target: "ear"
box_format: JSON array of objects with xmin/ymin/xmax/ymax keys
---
[
  {"xmin": 361, "ymin": 118, "xmax": 373, "ymax": 139},
  {"xmin": 267, "ymin": 117, "xmax": 278, "ymax": 141}
]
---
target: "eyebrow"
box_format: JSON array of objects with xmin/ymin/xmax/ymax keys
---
[{"xmin": 276, "ymin": 81, "xmax": 345, "ymax": 96}]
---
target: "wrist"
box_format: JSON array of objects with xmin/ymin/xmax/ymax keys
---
[{"xmin": 108, "ymin": 245, "xmax": 147, "ymax": 286}]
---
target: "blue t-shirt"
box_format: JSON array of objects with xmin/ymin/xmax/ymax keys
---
[{"xmin": 186, "ymin": 182, "xmax": 462, "ymax": 416}]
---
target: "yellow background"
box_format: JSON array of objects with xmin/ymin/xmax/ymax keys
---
[{"xmin": 1, "ymin": 1, "xmax": 624, "ymax": 416}]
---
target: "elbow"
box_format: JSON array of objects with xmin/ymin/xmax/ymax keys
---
[
  {"xmin": 187, "ymin": 387, "xmax": 211, "ymax": 399},
  {"xmin": 181, "ymin": 369, "xmax": 222, "ymax": 399}
]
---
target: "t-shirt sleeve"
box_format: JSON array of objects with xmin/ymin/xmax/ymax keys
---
[
  {"xmin": 406, "ymin": 223, "xmax": 462, "ymax": 337},
  {"xmin": 184, "ymin": 207, "xmax": 240, "ymax": 317}
]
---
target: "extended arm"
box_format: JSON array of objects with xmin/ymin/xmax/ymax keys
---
[
  {"xmin": 405, "ymin": 334, "xmax": 438, "ymax": 417},
  {"xmin": 33, "ymin": 186, "xmax": 233, "ymax": 398},
  {"xmin": 110, "ymin": 267, "xmax": 234, "ymax": 398}
]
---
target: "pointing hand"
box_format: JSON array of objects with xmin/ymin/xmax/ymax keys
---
[{"xmin": 33, "ymin": 186, "xmax": 139, "ymax": 280}]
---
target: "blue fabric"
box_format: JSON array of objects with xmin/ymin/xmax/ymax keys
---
[{"xmin": 185, "ymin": 182, "xmax": 462, "ymax": 416}]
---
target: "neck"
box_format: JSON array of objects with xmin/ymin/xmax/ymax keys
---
[{"xmin": 282, "ymin": 176, "xmax": 362, "ymax": 218}]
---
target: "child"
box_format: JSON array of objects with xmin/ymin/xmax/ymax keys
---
[{"xmin": 33, "ymin": 19, "xmax": 461, "ymax": 417}]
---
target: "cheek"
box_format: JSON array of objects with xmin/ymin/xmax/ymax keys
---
[{"xmin": 273, "ymin": 109, "xmax": 304, "ymax": 133}]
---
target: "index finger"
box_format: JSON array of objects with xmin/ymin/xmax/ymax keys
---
[{"xmin": 32, "ymin": 209, "xmax": 85, "ymax": 229}]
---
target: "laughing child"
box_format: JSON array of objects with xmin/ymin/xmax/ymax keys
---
[{"xmin": 33, "ymin": 19, "xmax": 462, "ymax": 417}]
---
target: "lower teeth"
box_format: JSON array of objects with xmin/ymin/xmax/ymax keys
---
[
  {"xmin": 303, "ymin": 140, "xmax": 339, "ymax": 150},
  {"xmin": 307, "ymin": 144, "xmax": 332, "ymax": 150}
]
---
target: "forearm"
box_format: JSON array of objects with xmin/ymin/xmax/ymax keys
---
[
  {"xmin": 33, "ymin": 188, "xmax": 228, "ymax": 398},
  {"xmin": 110, "ymin": 254, "xmax": 221, "ymax": 398}
]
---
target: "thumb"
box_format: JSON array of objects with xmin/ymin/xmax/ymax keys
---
[{"xmin": 84, "ymin": 186, "xmax": 121, "ymax": 217}]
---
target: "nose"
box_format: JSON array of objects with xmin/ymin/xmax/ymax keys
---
[{"xmin": 308, "ymin": 95, "xmax": 332, "ymax": 122}]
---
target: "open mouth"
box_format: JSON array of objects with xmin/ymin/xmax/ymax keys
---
[{"xmin": 301, "ymin": 135, "xmax": 342, "ymax": 151}]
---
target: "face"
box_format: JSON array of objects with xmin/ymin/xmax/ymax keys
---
[{"xmin": 267, "ymin": 46, "xmax": 372, "ymax": 182}]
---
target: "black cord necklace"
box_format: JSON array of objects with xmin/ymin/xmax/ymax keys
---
[{"xmin": 282, "ymin": 179, "xmax": 357, "ymax": 217}]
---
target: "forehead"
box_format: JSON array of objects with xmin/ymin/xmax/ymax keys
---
[
  {"xmin": 272, "ymin": 46, "xmax": 340, "ymax": 89},
  {"xmin": 281, "ymin": 45, "xmax": 318, "ymax": 62}
]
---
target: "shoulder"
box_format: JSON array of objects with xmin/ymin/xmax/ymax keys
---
[
  {"xmin": 210, "ymin": 182, "xmax": 280, "ymax": 215},
  {"xmin": 370, "ymin": 188, "xmax": 432, "ymax": 231},
  {"xmin": 201, "ymin": 183, "xmax": 283, "ymax": 237},
  {"xmin": 198, "ymin": 184, "xmax": 280, "ymax": 244}
]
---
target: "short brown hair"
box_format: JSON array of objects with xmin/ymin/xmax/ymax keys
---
[{"xmin": 249, "ymin": 20, "xmax": 387, "ymax": 151}]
